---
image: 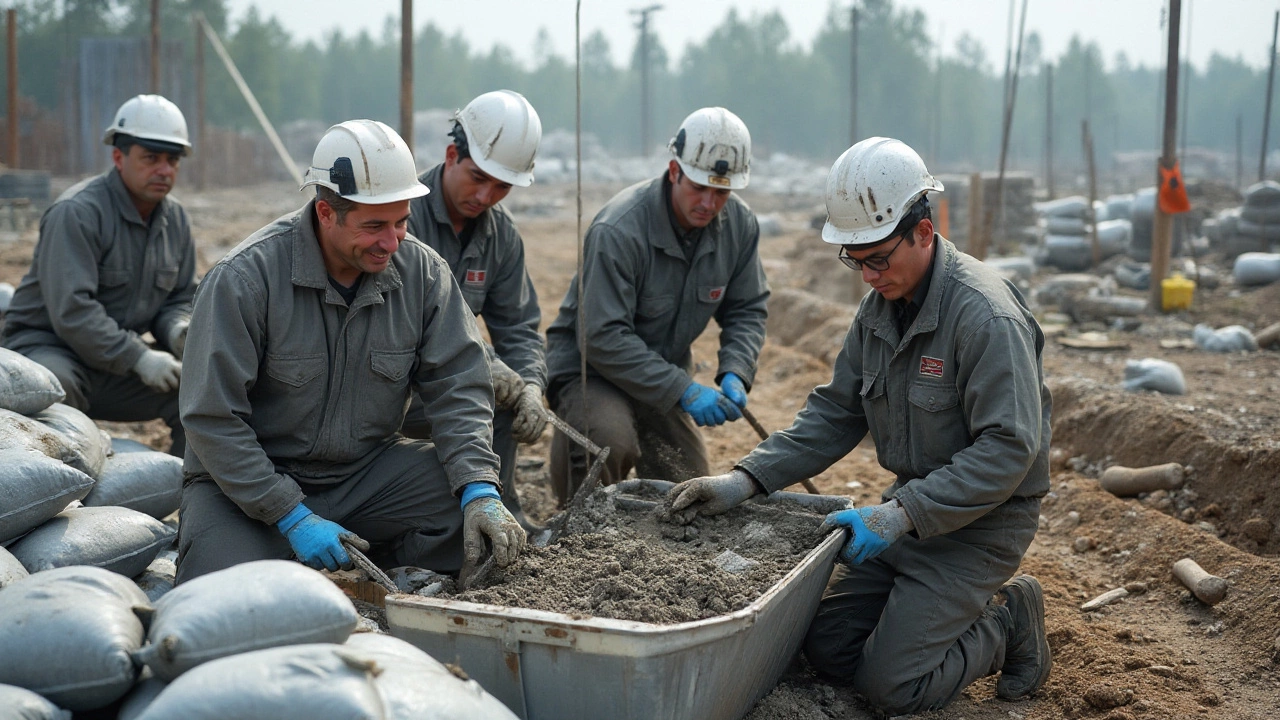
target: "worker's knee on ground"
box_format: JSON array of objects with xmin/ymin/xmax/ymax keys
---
[
  {"xmin": 801, "ymin": 617, "xmax": 860, "ymax": 684},
  {"xmin": 851, "ymin": 667, "xmax": 937, "ymax": 716}
]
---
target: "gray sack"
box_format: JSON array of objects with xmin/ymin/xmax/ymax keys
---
[
  {"xmin": 0, "ymin": 544, "xmax": 27, "ymax": 588},
  {"xmin": 33, "ymin": 403, "xmax": 111, "ymax": 480},
  {"xmin": 7, "ymin": 506, "xmax": 175, "ymax": 577},
  {"xmin": 0, "ymin": 449, "xmax": 95, "ymax": 544},
  {"xmin": 0, "ymin": 348, "xmax": 65, "ymax": 415},
  {"xmin": 83, "ymin": 450, "xmax": 183, "ymax": 519},
  {"xmin": 0, "ymin": 684, "xmax": 72, "ymax": 720}
]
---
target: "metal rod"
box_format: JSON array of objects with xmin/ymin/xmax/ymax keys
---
[
  {"xmin": 574, "ymin": 0, "xmax": 590, "ymax": 504},
  {"xmin": 400, "ymin": 0, "xmax": 413, "ymax": 157},
  {"xmin": 196, "ymin": 13, "xmax": 302, "ymax": 186},
  {"xmin": 1044, "ymin": 63, "xmax": 1053, "ymax": 198},
  {"xmin": 1149, "ymin": 0, "xmax": 1182, "ymax": 312},
  {"xmin": 740, "ymin": 407, "xmax": 820, "ymax": 495},
  {"xmin": 1237, "ymin": 114, "xmax": 1244, "ymax": 189},
  {"xmin": 6, "ymin": 9, "xmax": 17, "ymax": 169},
  {"xmin": 150, "ymin": 0, "xmax": 160, "ymax": 93},
  {"xmin": 979, "ymin": 0, "xmax": 1029, "ymax": 260},
  {"xmin": 1179, "ymin": 0, "xmax": 1192, "ymax": 155},
  {"xmin": 849, "ymin": 5, "xmax": 858, "ymax": 144},
  {"xmin": 1260, "ymin": 10, "xmax": 1278, "ymax": 181},
  {"xmin": 194, "ymin": 13, "xmax": 205, "ymax": 189}
]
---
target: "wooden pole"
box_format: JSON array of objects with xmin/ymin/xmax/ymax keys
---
[
  {"xmin": 1045, "ymin": 62, "xmax": 1053, "ymax": 198},
  {"xmin": 1236, "ymin": 114, "xmax": 1243, "ymax": 189},
  {"xmin": 6, "ymin": 9, "xmax": 17, "ymax": 169},
  {"xmin": 194, "ymin": 14, "xmax": 205, "ymax": 189},
  {"xmin": 150, "ymin": 0, "xmax": 161, "ymax": 93},
  {"xmin": 1260, "ymin": 11, "xmax": 1278, "ymax": 181},
  {"xmin": 849, "ymin": 5, "xmax": 858, "ymax": 144},
  {"xmin": 966, "ymin": 172, "xmax": 984, "ymax": 254},
  {"xmin": 1082, "ymin": 120, "xmax": 1099, "ymax": 268},
  {"xmin": 979, "ymin": 0, "xmax": 1028, "ymax": 259},
  {"xmin": 400, "ymin": 0, "xmax": 413, "ymax": 157},
  {"xmin": 1149, "ymin": 0, "xmax": 1182, "ymax": 312}
]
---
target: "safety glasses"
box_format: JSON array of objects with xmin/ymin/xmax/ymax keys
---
[{"xmin": 839, "ymin": 233, "xmax": 907, "ymax": 272}]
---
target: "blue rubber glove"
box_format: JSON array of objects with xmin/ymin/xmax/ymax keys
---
[
  {"xmin": 720, "ymin": 372, "xmax": 748, "ymax": 409},
  {"xmin": 680, "ymin": 382, "xmax": 741, "ymax": 426},
  {"xmin": 276, "ymin": 503, "xmax": 368, "ymax": 572},
  {"xmin": 819, "ymin": 501, "xmax": 913, "ymax": 565}
]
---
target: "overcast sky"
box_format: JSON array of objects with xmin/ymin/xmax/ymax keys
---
[{"xmin": 225, "ymin": 0, "xmax": 1279, "ymax": 72}]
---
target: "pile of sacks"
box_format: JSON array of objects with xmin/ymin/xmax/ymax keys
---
[
  {"xmin": 1034, "ymin": 194, "xmax": 1135, "ymax": 271},
  {"xmin": 0, "ymin": 348, "xmax": 184, "ymax": 596},
  {"xmin": 1203, "ymin": 181, "xmax": 1280, "ymax": 259},
  {"xmin": 0, "ymin": 560, "xmax": 516, "ymax": 718}
]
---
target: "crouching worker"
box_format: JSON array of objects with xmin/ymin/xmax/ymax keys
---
[
  {"xmin": 175, "ymin": 120, "xmax": 525, "ymax": 584},
  {"xmin": 667, "ymin": 138, "xmax": 1052, "ymax": 714}
]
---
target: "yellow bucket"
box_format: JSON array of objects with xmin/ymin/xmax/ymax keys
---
[{"xmin": 1161, "ymin": 273, "xmax": 1195, "ymax": 311}]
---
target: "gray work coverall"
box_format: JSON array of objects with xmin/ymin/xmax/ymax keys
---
[
  {"xmin": 2, "ymin": 169, "xmax": 194, "ymax": 455},
  {"xmin": 175, "ymin": 200, "xmax": 500, "ymax": 583},
  {"xmin": 402, "ymin": 163, "xmax": 545, "ymax": 512},
  {"xmin": 738, "ymin": 237, "xmax": 1050, "ymax": 714},
  {"xmin": 544, "ymin": 175, "xmax": 769, "ymax": 500}
]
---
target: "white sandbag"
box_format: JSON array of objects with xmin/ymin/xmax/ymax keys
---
[
  {"xmin": 1243, "ymin": 179, "xmax": 1280, "ymax": 207},
  {"xmin": 1234, "ymin": 217, "xmax": 1280, "ymax": 240},
  {"xmin": 83, "ymin": 450, "xmax": 183, "ymax": 519},
  {"xmin": 1034, "ymin": 195, "xmax": 1089, "ymax": 219},
  {"xmin": 0, "ymin": 544, "xmax": 27, "ymax": 588},
  {"xmin": 1112, "ymin": 262, "xmax": 1150, "ymax": 291},
  {"xmin": 0, "ymin": 449, "xmax": 95, "ymax": 544},
  {"xmin": 7, "ymin": 506, "xmax": 175, "ymax": 578},
  {"xmin": 1232, "ymin": 252, "xmax": 1280, "ymax": 286},
  {"xmin": 1096, "ymin": 219, "xmax": 1132, "ymax": 257},
  {"xmin": 984, "ymin": 256, "xmax": 1035, "ymax": 282},
  {"xmin": 134, "ymin": 550, "xmax": 177, "ymax": 603},
  {"xmin": 0, "ymin": 684, "xmax": 72, "ymax": 720},
  {"xmin": 1104, "ymin": 193, "xmax": 1134, "ymax": 221},
  {"xmin": 0, "ymin": 347, "xmax": 65, "ymax": 415},
  {"xmin": 1032, "ymin": 273, "xmax": 1103, "ymax": 306},
  {"xmin": 1193, "ymin": 324, "xmax": 1259, "ymax": 353},
  {"xmin": 136, "ymin": 560, "xmax": 358, "ymax": 682},
  {"xmin": 0, "ymin": 566, "xmax": 148, "ymax": 711},
  {"xmin": 117, "ymin": 674, "xmax": 166, "ymax": 720},
  {"xmin": 1042, "ymin": 234, "xmax": 1092, "ymax": 271},
  {"xmin": 1122, "ymin": 358, "xmax": 1187, "ymax": 395},
  {"xmin": 1238, "ymin": 203, "xmax": 1280, "ymax": 225},
  {"xmin": 344, "ymin": 634, "xmax": 520, "ymax": 719},
  {"xmin": 33, "ymin": 403, "xmax": 110, "ymax": 480},
  {"xmin": 1129, "ymin": 187, "xmax": 1157, "ymax": 221},
  {"xmin": 111, "ymin": 437, "xmax": 155, "ymax": 454},
  {"xmin": 1044, "ymin": 216, "xmax": 1088, "ymax": 235},
  {"xmin": 137, "ymin": 642, "xmax": 518, "ymax": 720}
]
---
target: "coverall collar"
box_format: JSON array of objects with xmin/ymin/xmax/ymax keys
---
[
  {"xmin": 862, "ymin": 234, "xmax": 953, "ymax": 350},
  {"xmin": 421, "ymin": 162, "xmax": 495, "ymax": 258},
  {"xmin": 293, "ymin": 198, "xmax": 403, "ymax": 304},
  {"xmin": 106, "ymin": 167, "xmax": 167, "ymax": 228},
  {"xmin": 652, "ymin": 174, "xmax": 721, "ymax": 263}
]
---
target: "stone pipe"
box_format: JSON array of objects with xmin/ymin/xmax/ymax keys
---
[
  {"xmin": 1099, "ymin": 463, "xmax": 1184, "ymax": 497},
  {"xmin": 1172, "ymin": 558, "xmax": 1228, "ymax": 605},
  {"xmin": 1256, "ymin": 321, "xmax": 1280, "ymax": 350}
]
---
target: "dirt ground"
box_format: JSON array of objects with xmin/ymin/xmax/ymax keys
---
[{"xmin": 3, "ymin": 177, "xmax": 1277, "ymax": 719}]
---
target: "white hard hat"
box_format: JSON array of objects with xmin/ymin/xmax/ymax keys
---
[
  {"xmin": 454, "ymin": 90, "xmax": 541, "ymax": 187},
  {"xmin": 668, "ymin": 107, "xmax": 751, "ymax": 190},
  {"xmin": 822, "ymin": 137, "xmax": 944, "ymax": 247},
  {"xmin": 102, "ymin": 94, "xmax": 191, "ymax": 155},
  {"xmin": 301, "ymin": 120, "xmax": 429, "ymax": 205}
]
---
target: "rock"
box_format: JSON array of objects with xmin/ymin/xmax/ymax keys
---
[
  {"xmin": 1073, "ymin": 536, "xmax": 1096, "ymax": 553},
  {"xmin": 713, "ymin": 550, "xmax": 759, "ymax": 576},
  {"xmin": 1081, "ymin": 587, "xmax": 1129, "ymax": 611},
  {"xmin": 1083, "ymin": 683, "xmax": 1133, "ymax": 709},
  {"xmin": 1242, "ymin": 518, "xmax": 1272, "ymax": 543},
  {"xmin": 1124, "ymin": 582, "xmax": 1148, "ymax": 594}
]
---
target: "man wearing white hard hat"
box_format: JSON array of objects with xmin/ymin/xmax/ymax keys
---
[
  {"xmin": 543, "ymin": 107, "xmax": 769, "ymax": 503},
  {"xmin": 3, "ymin": 94, "xmax": 194, "ymax": 455},
  {"xmin": 175, "ymin": 120, "xmax": 524, "ymax": 583},
  {"xmin": 402, "ymin": 90, "xmax": 547, "ymax": 533},
  {"xmin": 669, "ymin": 138, "xmax": 1052, "ymax": 713}
]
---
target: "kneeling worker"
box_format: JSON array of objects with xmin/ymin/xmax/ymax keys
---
[
  {"xmin": 669, "ymin": 138, "xmax": 1052, "ymax": 714},
  {"xmin": 176, "ymin": 120, "xmax": 524, "ymax": 583}
]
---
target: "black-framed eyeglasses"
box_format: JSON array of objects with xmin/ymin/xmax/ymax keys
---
[{"xmin": 839, "ymin": 233, "xmax": 907, "ymax": 272}]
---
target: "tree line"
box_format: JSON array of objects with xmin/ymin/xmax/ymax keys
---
[{"xmin": 3, "ymin": 0, "xmax": 1276, "ymax": 175}]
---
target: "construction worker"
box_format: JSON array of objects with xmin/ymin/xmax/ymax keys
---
[
  {"xmin": 175, "ymin": 120, "xmax": 524, "ymax": 583},
  {"xmin": 543, "ymin": 107, "xmax": 769, "ymax": 503},
  {"xmin": 3, "ymin": 94, "xmax": 193, "ymax": 455},
  {"xmin": 403, "ymin": 90, "xmax": 546, "ymax": 532},
  {"xmin": 668, "ymin": 138, "xmax": 1052, "ymax": 714}
]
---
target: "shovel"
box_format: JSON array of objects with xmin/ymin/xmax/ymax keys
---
[{"xmin": 740, "ymin": 407, "xmax": 821, "ymax": 495}]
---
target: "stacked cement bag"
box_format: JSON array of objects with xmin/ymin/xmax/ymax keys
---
[
  {"xmin": 0, "ymin": 684, "xmax": 71, "ymax": 720},
  {"xmin": 7, "ymin": 506, "xmax": 175, "ymax": 577},
  {"xmin": 1232, "ymin": 252, "xmax": 1280, "ymax": 286},
  {"xmin": 0, "ymin": 566, "xmax": 150, "ymax": 712},
  {"xmin": 83, "ymin": 448, "xmax": 183, "ymax": 519},
  {"xmin": 1129, "ymin": 188, "xmax": 1157, "ymax": 260},
  {"xmin": 1235, "ymin": 182, "xmax": 1280, "ymax": 254},
  {"xmin": 1104, "ymin": 193, "xmax": 1134, "ymax": 221},
  {"xmin": 1033, "ymin": 195, "xmax": 1125, "ymax": 271},
  {"xmin": 0, "ymin": 544, "xmax": 27, "ymax": 588}
]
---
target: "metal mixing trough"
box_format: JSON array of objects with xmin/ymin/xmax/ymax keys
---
[{"xmin": 387, "ymin": 481, "xmax": 846, "ymax": 720}]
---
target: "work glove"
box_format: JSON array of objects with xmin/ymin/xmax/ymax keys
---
[
  {"xmin": 133, "ymin": 349, "xmax": 182, "ymax": 393},
  {"xmin": 720, "ymin": 372, "xmax": 748, "ymax": 409},
  {"xmin": 490, "ymin": 356, "xmax": 526, "ymax": 410},
  {"xmin": 819, "ymin": 500, "xmax": 913, "ymax": 565},
  {"xmin": 462, "ymin": 489, "xmax": 527, "ymax": 569},
  {"xmin": 511, "ymin": 384, "xmax": 548, "ymax": 443},
  {"xmin": 276, "ymin": 503, "xmax": 370, "ymax": 572},
  {"xmin": 679, "ymin": 382, "xmax": 742, "ymax": 427},
  {"xmin": 668, "ymin": 468, "xmax": 759, "ymax": 517},
  {"xmin": 166, "ymin": 319, "xmax": 190, "ymax": 360}
]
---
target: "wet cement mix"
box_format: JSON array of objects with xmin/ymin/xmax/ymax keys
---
[{"xmin": 452, "ymin": 482, "xmax": 835, "ymax": 624}]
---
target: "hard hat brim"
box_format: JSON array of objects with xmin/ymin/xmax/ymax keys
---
[
  {"xmin": 299, "ymin": 178, "xmax": 430, "ymax": 204},
  {"xmin": 471, "ymin": 155, "xmax": 534, "ymax": 188},
  {"xmin": 675, "ymin": 159, "xmax": 748, "ymax": 191}
]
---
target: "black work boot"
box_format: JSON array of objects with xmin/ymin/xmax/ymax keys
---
[{"xmin": 996, "ymin": 575, "xmax": 1051, "ymax": 700}]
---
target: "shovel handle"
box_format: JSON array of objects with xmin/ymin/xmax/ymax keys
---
[{"xmin": 740, "ymin": 407, "xmax": 821, "ymax": 495}]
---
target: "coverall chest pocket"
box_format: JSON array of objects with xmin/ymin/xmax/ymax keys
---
[
  {"xmin": 907, "ymin": 381, "xmax": 968, "ymax": 467},
  {"xmin": 635, "ymin": 293, "xmax": 675, "ymax": 338},
  {"xmin": 259, "ymin": 353, "xmax": 327, "ymax": 436},
  {"xmin": 859, "ymin": 370, "xmax": 890, "ymax": 447},
  {"xmin": 360, "ymin": 348, "xmax": 417, "ymax": 435},
  {"xmin": 154, "ymin": 267, "xmax": 179, "ymax": 292}
]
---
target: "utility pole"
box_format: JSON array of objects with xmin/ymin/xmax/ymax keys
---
[
  {"xmin": 1260, "ymin": 10, "xmax": 1278, "ymax": 181},
  {"xmin": 978, "ymin": 0, "xmax": 1028, "ymax": 260},
  {"xmin": 150, "ymin": 0, "xmax": 160, "ymax": 93},
  {"xmin": 849, "ymin": 5, "xmax": 858, "ymax": 144},
  {"xmin": 1150, "ymin": 0, "xmax": 1182, "ymax": 312},
  {"xmin": 1236, "ymin": 114, "xmax": 1243, "ymax": 189},
  {"xmin": 1044, "ymin": 62, "xmax": 1053, "ymax": 199},
  {"xmin": 1082, "ymin": 120, "xmax": 1099, "ymax": 268},
  {"xmin": 400, "ymin": 0, "xmax": 413, "ymax": 157},
  {"xmin": 631, "ymin": 5, "xmax": 662, "ymax": 157},
  {"xmin": 194, "ymin": 13, "xmax": 205, "ymax": 189},
  {"xmin": 6, "ymin": 8, "xmax": 17, "ymax": 169}
]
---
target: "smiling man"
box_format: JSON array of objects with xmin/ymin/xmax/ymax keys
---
[
  {"xmin": 543, "ymin": 107, "xmax": 769, "ymax": 502},
  {"xmin": 175, "ymin": 120, "xmax": 524, "ymax": 583},
  {"xmin": 669, "ymin": 137, "xmax": 1053, "ymax": 714},
  {"xmin": 3, "ymin": 94, "xmax": 194, "ymax": 455},
  {"xmin": 402, "ymin": 90, "xmax": 547, "ymax": 532}
]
